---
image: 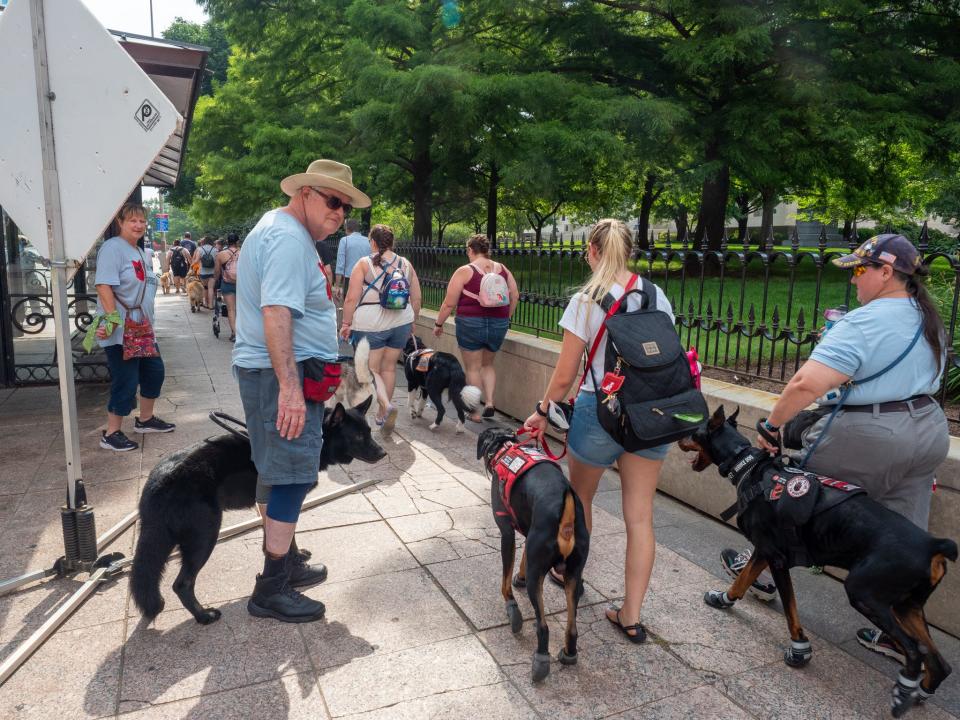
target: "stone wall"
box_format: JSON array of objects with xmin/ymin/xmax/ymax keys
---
[{"xmin": 415, "ymin": 310, "xmax": 960, "ymax": 637}]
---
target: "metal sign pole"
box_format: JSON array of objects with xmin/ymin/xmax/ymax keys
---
[{"xmin": 27, "ymin": 0, "xmax": 99, "ymax": 574}]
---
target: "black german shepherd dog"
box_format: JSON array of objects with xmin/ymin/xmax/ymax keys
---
[
  {"xmin": 477, "ymin": 427, "xmax": 590, "ymax": 683},
  {"xmin": 680, "ymin": 405, "xmax": 956, "ymax": 717},
  {"xmin": 403, "ymin": 336, "xmax": 481, "ymax": 432},
  {"xmin": 132, "ymin": 399, "xmax": 385, "ymax": 624}
]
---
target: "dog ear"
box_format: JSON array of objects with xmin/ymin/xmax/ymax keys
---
[
  {"xmin": 354, "ymin": 395, "xmax": 373, "ymax": 417},
  {"xmin": 326, "ymin": 402, "xmax": 346, "ymax": 428},
  {"xmin": 707, "ymin": 405, "xmax": 726, "ymax": 431},
  {"xmin": 727, "ymin": 406, "xmax": 740, "ymax": 427}
]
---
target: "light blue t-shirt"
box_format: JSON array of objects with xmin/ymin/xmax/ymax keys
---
[
  {"xmin": 94, "ymin": 237, "xmax": 157, "ymax": 347},
  {"xmin": 335, "ymin": 232, "xmax": 370, "ymax": 277},
  {"xmin": 232, "ymin": 210, "xmax": 339, "ymax": 369},
  {"xmin": 810, "ymin": 297, "xmax": 942, "ymax": 405}
]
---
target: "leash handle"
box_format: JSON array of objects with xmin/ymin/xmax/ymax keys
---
[
  {"xmin": 515, "ymin": 427, "xmax": 567, "ymax": 461},
  {"xmin": 756, "ymin": 417, "xmax": 781, "ymax": 453},
  {"xmin": 209, "ymin": 411, "xmax": 250, "ymax": 439}
]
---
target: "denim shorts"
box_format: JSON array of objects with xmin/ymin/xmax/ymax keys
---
[
  {"xmin": 236, "ymin": 365, "xmax": 324, "ymax": 486},
  {"xmin": 567, "ymin": 390, "xmax": 670, "ymax": 467},
  {"xmin": 455, "ymin": 316, "xmax": 509, "ymax": 352},
  {"xmin": 104, "ymin": 344, "xmax": 165, "ymax": 416},
  {"xmin": 352, "ymin": 323, "xmax": 411, "ymax": 350},
  {"xmin": 220, "ymin": 280, "xmax": 237, "ymax": 295}
]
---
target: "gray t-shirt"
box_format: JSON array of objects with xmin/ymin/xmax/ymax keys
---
[{"xmin": 94, "ymin": 237, "xmax": 157, "ymax": 347}]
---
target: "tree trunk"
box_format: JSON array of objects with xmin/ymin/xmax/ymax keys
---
[
  {"xmin": 694, "ymin": 154, "xmax": 730, "ymax": 250},
  {"xmin": 360, "ymin": 207, "xmax": 372, "ymax": 236},
  {"xmin": 486, "ymin": 162, "xmax": 499, "ymax": 241},
  {"xmin": 759, "ymin": 188, "xmax": 777, "ymax": 247},
  {"xmin": 674, "ymin": 204, "xmax": 688, "ymax": 242},
  {"xmin": 636, "ymin": 172, "xmax": 658, "ymax": 251},
  {"xmin": 842, "ymin": 218, "xmax": 853, "ymax": 244},
  {"xmin": 735, "ymin": 193, "xmax": 750, "ymax": 244}
]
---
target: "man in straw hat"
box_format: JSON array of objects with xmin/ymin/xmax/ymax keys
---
[{"xmin": 233, "ymin": 160, "xmax": 371, "ymax": 622}]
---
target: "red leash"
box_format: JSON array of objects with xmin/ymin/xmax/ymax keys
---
[{"xmin": 515, "ymin": 426, "xmax": 567, "ymax": 461}]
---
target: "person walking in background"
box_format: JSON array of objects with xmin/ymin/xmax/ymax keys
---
[
  {"xmin": 214, "ymin": 233, "xmax": 241, "ymax": 342},
  {"xmin": 339, "ymin": 224, "xmax": 421, "ymax": 435},
  {"xmin": 523, "ymin": 219, "xmax": 675, "ymax": 644},
  {"xmin": 94, "ymin": 202, "xmax": 175, "ymax": 451},
  {"xmin": 234, "ymin": 158, "xmax": 368, "ymax": 623},
  {"xmin": 334, "ymin": 217, "xmax": 368, "ymax": 303},
  {"xmin": 167, "ymin": 238, "xmax": 191, "ymax": 294},
  {"xmin": 722, "ymin": 234, "xmax": 949, "ymax": 662},
  {"xmin": 193, "ymin": 235, "xmax": 218, "ymax": 309},
  {"xmin": 432, "ymin": 234, "xmax": 518, "ymax": 421},
  {"xmin": 180, "ymin": 231, "xmax": 197, "ymax": 256}
]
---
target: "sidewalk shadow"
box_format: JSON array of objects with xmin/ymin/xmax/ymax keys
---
[{"xmin": 84, "ymin": 600, "xmax": 374, "ymax": 718}]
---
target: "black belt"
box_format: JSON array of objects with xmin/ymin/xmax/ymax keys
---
[{"xmin": 843, "ymin": 395, "xmax": 934, "ymax": 414}]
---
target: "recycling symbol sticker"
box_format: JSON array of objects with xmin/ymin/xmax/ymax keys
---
[{"xmin": 135, "ymin": 99, "xmax": 161, "ymax": 132}]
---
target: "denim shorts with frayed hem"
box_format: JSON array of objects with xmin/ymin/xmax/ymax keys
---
[
  {"xmin": 455, "ymin": 316, "xmax": 509, "ymax": 352},
  {"xmin": 567, "ymin": 390, "xmax": 670, "ymax": 467},
  {"xmin": 104, "ymin": 344, "xmax": 165, "ymax": 416},
  {"xmin": 351, "ymin": 323, "xmax": 412, "ymax": 350},
  {"xmin": 236, "ymin": 365, "xmax": 324, "ymax": 487}
]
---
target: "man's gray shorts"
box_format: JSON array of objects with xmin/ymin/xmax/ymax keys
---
[
  {"xmin": 236, "ymin": 366, "xmax": 323, "ymax": 494},
  {"xmin": 801, "ymin": 399, "xmax": 949, "ymax": 530}
]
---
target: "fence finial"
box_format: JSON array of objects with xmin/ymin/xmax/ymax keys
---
[
  {"xmin": 850, "ymin": 222, "xmax": 860, "ymax": 249},
  {"xmin": 817, "ymin": 226, "xmax": 827, "ymax": 254},
  {"xmin": 790, "ymin": 226, "xmax": 800, "ymax": 252},
  {"xmin": 918, "ymin": 221, "xmax": 929, "ymax": 253}
]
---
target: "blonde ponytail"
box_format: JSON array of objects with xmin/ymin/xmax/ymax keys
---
[{"xmin": 576, "ymin": 219, "xmax": 632, "ymax": 306}]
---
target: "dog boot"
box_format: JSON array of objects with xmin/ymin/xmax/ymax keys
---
[
  {"xmin": 286, "ymin": 544, "xmax": 327, "ymax": 588},
  {"xmin": 248, "ymin": 552, "xmax": 325, "ymax": 623}
]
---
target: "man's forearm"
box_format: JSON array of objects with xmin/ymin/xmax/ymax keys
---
[{"xmin": 263, "ymin": 305, "xmax": 299, "ymax": 387}]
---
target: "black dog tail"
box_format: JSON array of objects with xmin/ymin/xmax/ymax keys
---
[{"xmin": 131, "ymin": 520, "xmax": 177, "ymax": 619}]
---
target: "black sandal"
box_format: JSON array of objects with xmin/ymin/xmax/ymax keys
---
[{"xmin": 606, "ymin": 607, "xmax": 647, "ymax": 644}]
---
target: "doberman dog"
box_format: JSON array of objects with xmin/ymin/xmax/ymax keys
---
[
  {"xmin": 679, "ymin": 405, "xmax": 956, "ymax": 717},
  {"xmin": 477, "ymin": 427, "xmax": 590, "ymax": 682}
]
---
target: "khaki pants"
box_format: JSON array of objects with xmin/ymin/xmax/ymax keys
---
[{"xmin": 801, "ymin": 400, "xmax": 949, "ymax": 530}]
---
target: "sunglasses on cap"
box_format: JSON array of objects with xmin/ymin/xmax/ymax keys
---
[{"xmin": 310, "ymin": 187, "xmax": 352, "ymax": 214}]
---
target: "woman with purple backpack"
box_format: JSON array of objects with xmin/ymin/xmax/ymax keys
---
[{"xmin": 433, "ymin": 234, "xmax": 519, "ymax": 422}]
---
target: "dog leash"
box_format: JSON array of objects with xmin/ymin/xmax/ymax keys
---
[
  {"xmin": 208, "ymin": 411, "xmax": 249, "ymax": 439},
  {"xmin": 515, "ymin": 427, "xmax": 567, "ymax": 461}
]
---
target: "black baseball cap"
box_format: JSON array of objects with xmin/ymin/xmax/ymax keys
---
[{"xmin": 832, "ymin": 234, "xmax": 921, "ymax": 276}]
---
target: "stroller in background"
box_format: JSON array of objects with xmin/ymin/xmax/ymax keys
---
[{"xmin": 212, "ymin": 288, "xmax": 228, "ymax": 338}]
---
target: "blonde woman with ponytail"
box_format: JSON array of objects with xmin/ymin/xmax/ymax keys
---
[{"xmin": 524, "ymin": 219, "xmax": 675, "ymax": 644}]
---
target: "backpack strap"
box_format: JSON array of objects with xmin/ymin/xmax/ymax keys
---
[{"xmin": 578, "ymin": 274, "xmax": 638, "ymax": 390}]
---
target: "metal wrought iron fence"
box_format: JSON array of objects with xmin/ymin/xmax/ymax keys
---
[{"xmin": 399, "ymin": 224, "xmax": 960, "ymax": 425}]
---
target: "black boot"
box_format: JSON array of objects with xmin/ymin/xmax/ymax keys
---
[
  {"xmin": 286, "ymin": 544, "xmax": 327, "ymax": 588},
  {"xmin": 247, "ymin": 553, "xmax": 325, "ymax": 623}
]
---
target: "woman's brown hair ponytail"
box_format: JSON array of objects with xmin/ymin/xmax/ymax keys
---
[{"xmin": 900, "ymin": 265, "xmax": 946, "ymax": 376}]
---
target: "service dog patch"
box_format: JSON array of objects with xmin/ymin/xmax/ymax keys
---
[{"xmin": 787, "ymin": 475, "xmax": 811, "ymax": 498}]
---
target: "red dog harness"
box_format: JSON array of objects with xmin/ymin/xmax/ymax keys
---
[{"xmin": 492, "ymin": 441, "xmax": 560, "ymax": 535}]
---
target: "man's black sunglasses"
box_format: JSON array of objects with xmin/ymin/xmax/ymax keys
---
[{"xmin": 310, "ymin": 187, "xmax": 352, "ymax": 214}]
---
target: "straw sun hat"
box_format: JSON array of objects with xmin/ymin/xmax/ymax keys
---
[{"xmin": 280, "ymin": 159, "xmax": 371, "ymax": 208}]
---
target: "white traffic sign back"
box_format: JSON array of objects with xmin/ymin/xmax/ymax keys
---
[{"xmin": 0, "ymin": 0, "xmax": 182, "ymax": 262}]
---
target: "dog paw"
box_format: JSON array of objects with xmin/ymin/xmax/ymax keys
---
[
  {"xmin": 429, "ymin": 422, "xmax": 439, "ymax": 431},
  {"xmin": 531, "ymin": 652, "xmax": 551, "ymax": 683},
  {"xmin": 195, "ymin": 608, "xmax": 222, "ymax": 625},
  {"xmin": 512, "ymin": 573, "xmax": 527, "ymax": 589},
  {"xmin": 506, "ymin": 599, "xmax": 522, "ymax": 634},
  {"xmin": 558, "ymin": 648, "xmax": 578, "ymax": 666},
  {"xmin": 783, "ymin": 640, "xmax": 812, "ymax": 668},
  {"xmin": 704, "ymin": 590, "xmax": 735, "ymax": 609}
]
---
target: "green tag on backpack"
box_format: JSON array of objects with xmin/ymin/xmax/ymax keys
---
[{"xmin": 673, "ymin": 413, "xmax": 704, "ymax": 423}]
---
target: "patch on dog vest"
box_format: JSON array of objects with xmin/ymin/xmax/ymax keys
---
[
  {"xmin": 407, "ymin": 348, "xmax": 435, "ymax": 373},
  {"xmin": 493, "ymin": 442, "xmax": 559, "ymax": 535}
]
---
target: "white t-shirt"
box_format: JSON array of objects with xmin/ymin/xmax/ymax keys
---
[
  {"xmin": 559, "ymin": 279, "xmax": 674, "ymax": 392},
  {"xmin": 353, "ymin": 254, "xmax": 415, "ymax": 332}
]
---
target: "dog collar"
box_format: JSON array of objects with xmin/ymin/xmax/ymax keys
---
[{"xmin": 719, "ymin": 446, "xmax": 767, "ymax": 486}]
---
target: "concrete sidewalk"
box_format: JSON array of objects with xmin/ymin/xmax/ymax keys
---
[{"xmin": 0, "ymin": 290, "xmax": 958, "ymax": 719}]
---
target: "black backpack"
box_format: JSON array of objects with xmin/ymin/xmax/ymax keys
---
[
  {"xmin": 584, "ymin": 275, "xmax": 707, "ymax": 450},
  {"xmin": 170, "ymin": 248, "xmax": 189, "ymax": 273},
  {"xmin": 199, "ymin": 245, "xmax": 216, "ymax": 269}
]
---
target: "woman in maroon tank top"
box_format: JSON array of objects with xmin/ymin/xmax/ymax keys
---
[{"xmin": 433, "ymin": 235, "xmax": 519, "ymax": 421}]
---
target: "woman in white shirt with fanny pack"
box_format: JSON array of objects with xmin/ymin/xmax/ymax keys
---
[{"xmin": 340, "ymin": 224, "xmax": 421, "ymax": 435}]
